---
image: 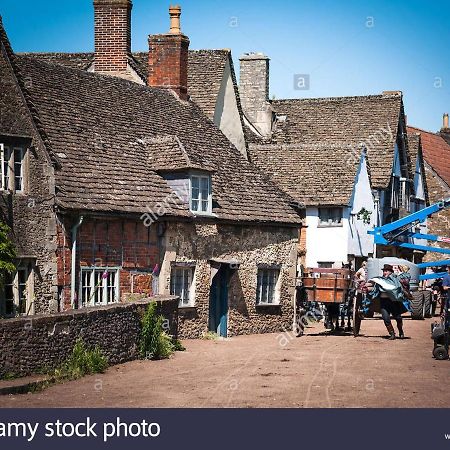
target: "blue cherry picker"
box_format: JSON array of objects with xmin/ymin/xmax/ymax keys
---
[{"xmin": 357, "ymin": 198, "xmax": 450, "ymax": 359}]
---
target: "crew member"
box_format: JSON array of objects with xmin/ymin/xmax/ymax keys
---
[{"xmin": 366, "ymin": 264, "xmax": 408, "ymax": 339}]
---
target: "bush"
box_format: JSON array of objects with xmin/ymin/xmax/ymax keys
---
[
  {"xmin": 53, "ymin": 338, "xmax": 108, "ymax": 381},
  {"xmin": 139, "ymin": 303, "xmax": 175, "ymax": 360}
]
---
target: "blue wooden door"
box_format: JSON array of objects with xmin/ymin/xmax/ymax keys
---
[{"xmin": 209, "ymin": 267, "xmax": 229, "ymax": 337}]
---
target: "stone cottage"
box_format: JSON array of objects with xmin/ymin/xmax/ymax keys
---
[
  {"xmin": 0, "ymin": 12, "xmax": 304, "ymax": 338},
  {"xmin": 238, "ymin": 53, "xmax": 423, "ymax": 268}
]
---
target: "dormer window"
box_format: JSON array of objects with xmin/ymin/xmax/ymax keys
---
[
  {"xmin": 0, "ymin": 143, "xmax": 26, "ymax": 193},
  {"xmin": 190, "ymin": 173, "xmax": 212, "ymax": 215}
]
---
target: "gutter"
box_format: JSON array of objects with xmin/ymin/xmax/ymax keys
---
[{"xmin": 70, "ymin": 215, "xmax": 84, "ymax": 308}]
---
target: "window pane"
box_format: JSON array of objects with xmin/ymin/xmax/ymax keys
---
[
  {"xmin": 81, "ymin": 270, "xmax": 91, "ymax": 306},
  {"xmin": 18, "ymin": 269, "xmax": 27, "ymax": 314},
  {"xmin": 191, "ymin": 199, "xmax": 199, "ymax": 212},
  {"xmin": 201, "ymin": 199, "xmax": 208, "ymax": 212},
  {"xmin": 14, "ymin": 148, "xmax": 23, "ymax": 192},
  {"xmin": 200, "ymin": 177, "xmax": 209, "ymax": 198},
  {"xmin": 3, "ymin": 146, "xmax": 11, "ymax": 190},
  {"xmin": 191, "ymin": 176, "xmax": 199, "ymax": 191}
]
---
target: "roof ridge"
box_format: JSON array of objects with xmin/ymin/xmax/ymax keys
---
[{"xmin": 271, "ymin": 93, "xmax": 398, "ymax": 103}]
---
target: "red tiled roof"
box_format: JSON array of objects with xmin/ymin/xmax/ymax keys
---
[{"xmin": 407, "ymin": 126, "xmax": 450, "ymax": 186}]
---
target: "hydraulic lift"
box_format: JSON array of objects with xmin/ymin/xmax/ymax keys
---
[{"xmin": 367, "ymin": 198, "xmax": 450, "ymax": 359}]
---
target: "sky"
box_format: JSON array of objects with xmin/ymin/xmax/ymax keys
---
[{"xmin": 1, "ymin": 0, "xmax": 449, "ymax": 132}]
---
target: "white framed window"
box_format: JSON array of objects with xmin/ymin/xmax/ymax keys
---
[
  {"xmin": 0, "ymin": 262, "xmax": 34, "ymax": 318},
  {"xmin": 318, "ymin": 207, "xmax": 343, "ymax": 226},
  {"xmin": 190, "ymin": 174, "xmax": 212, "ymax": 215},
  {"xmin": 0, "ymin": 143, "xmax": 25, "ymax": 192},
  {"xmin": 256, "ymin": 267, "xmax": 280, "ymax": 305},
  {"xmin": 170, "ymin": 265, "xmax": 195, "ymax": 307},
  {"xmin": 80, "ymin": 268, "xmax": 119, "ymax": 307}
]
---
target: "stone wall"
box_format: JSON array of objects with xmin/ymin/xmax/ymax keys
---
[
  {"xmin": 424, "ymin": 164, "xmax": 450, "ymax": 262},
  {"xmin": 0, "ymin": 297, "xmax": 178, "ymax": 378},
  {"xmin": 159, "ymin": 222, "xmax": 298, "ymax": 339}
]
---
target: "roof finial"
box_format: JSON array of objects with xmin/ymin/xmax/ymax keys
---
[{"xmin": 169, "ymin": 5, "xmax": 182, "ymax": 34}]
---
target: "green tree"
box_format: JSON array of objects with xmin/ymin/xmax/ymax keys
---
[{"xmin": 0, "ymin": 221, "xmax": 16, "ymax": 287}]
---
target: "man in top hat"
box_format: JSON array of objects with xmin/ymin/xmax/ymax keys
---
[{"xmin": 365, "ymin": 263, "xmax": 409, "ymax": 339}]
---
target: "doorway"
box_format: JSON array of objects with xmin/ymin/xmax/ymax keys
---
[{"xmin": 209, "ymin": 265, "xmax": 231, "ymax": 337}]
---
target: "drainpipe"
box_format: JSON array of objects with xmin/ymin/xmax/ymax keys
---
[{"xmin": 71, "ymin": 215, "xmax": 84, "ymax": 309}]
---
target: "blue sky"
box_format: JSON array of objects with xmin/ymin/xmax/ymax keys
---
[{"xmin": 1, "ymin": 0, "xmax": 449, "ymax": 131}]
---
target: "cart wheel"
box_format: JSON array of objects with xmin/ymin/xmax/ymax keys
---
[
  {"xmin": 433, "ymin": 345, "xmax": 449, "ymax": 361},
  {"xmin": 353, "ymin": 294, "xmax": 362, "ymax": 337}
]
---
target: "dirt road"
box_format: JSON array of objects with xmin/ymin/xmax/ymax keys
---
[{"xmin": 1, "ymin": 317, "xmax": 448, "ymax": 408}]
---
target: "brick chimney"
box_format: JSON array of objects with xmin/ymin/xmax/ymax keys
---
[
  {"xmin": 239, "ymin": 53, "xmax": 273, "ymax": 137},
  {"xmin": 440, "ymin": 113, "xmax": 450, "ymax": 145},
  {"xmin": 93, "ymin": 0, "xmax": 132, "ymax": 74},
  {"xmin": 148, "ymin": 5, "xmax": 190, "ymax": 100}
]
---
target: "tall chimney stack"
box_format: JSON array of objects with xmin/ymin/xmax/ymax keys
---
[
  {"xmin": 239, "ymin": 53, "xmax": 272, "ymax": 137},
  {"xmin": 148, "ymin": 5, "xmax": 190, "ymax": 100},
  {"xmin": 93, "ymin": 0, "xmax": 132, "ymax": 74}
]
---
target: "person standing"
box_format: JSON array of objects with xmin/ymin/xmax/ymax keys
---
[{"xmin": 366, "ymin": 264, "xmax": 408, "ymax": 339}]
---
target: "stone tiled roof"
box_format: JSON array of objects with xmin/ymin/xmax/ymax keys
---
[
  {"xmin": 265, "ymin": 93, "xmax": 403, "ymax": 190},
  {"xmin": 24, "ymin": 50, "xmax": 241, "ymax": 123},
  {"xmin": 249, "ymin": 143, "xmax": 364, "ymax": 206},
  {"xmin": 407, "ymin": 125, "xmax": 450, "ymax": 187},
  {"xmin": 134, "ymin": 50, "xmax": 231, "ymax": 120},
  {"xmin": 13, "ymin": 55, "xmax": 301, "ymax": 224}
]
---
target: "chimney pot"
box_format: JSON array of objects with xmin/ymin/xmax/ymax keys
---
[
  {"xmin": 443, "ymin": 113, "xmax": 449, "ymax": 129},
  {"xmin": 169, "ymin": 5, "xmax": 182, "ymax": 34}
]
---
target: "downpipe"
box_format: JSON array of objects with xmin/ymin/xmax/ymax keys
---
[{"xmin": 70, "ymin": 215, "xmax": 84, "ymax": 309}]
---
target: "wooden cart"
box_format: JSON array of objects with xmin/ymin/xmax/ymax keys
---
[
  {"xmin": 296, "ymin": 268, "xmax": 354, "ymax": 334},
  {"xmin": 301, "ymin": 268, "xmax": 353, "ymax": 304}
]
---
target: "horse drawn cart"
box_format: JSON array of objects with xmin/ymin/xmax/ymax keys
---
[{"xmin": 296, "ymin": 268, "xmax": 354, "ymax": 335}]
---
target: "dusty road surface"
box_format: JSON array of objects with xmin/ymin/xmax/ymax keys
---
[{"xmin": 1, "ymin": 317, "xmax": 449, "ymax": 408}]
